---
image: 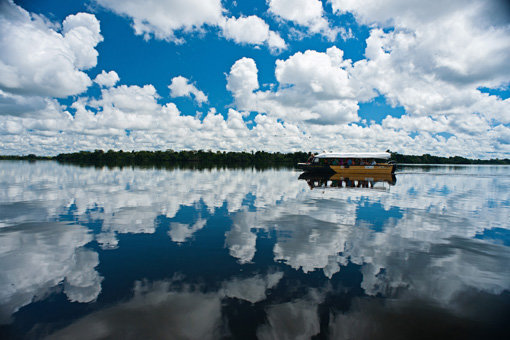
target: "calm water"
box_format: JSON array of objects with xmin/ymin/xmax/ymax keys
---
[{"xmin": 0, "ymin": 161, "xmax": 509, "ymax": 339}]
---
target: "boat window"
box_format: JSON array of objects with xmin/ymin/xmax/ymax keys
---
[{"xmin": 313, "ymin": 158, "xmax": 319, "ymax": 163}]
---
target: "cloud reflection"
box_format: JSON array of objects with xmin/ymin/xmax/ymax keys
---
[
  {"xmin": 168, "ymin": 218, "xmax": 207, "ymax": 243},
  {"xmin": 0, "ymin": 222, "xmax": 102, "ymax": 324},
  {"xmin": 0, "ymin": 161, "xmax": 509, "ymax": 334},
  {"xmin": 256, "ymin": 291, "xmax": 323, "ymax": 340},
  {"xmin": 48, "ymin": 270, "xmax": 285, "ymax": 339},
  {"xmin": 47, "ymin": 280, "xmax": 223, "ymax": 340},
  {"xmin": 222, "ymin": 271, "xmax": 283, "ymax": 303}
]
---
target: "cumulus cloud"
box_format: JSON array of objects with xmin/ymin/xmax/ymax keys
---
[
  {"xmin": 227, "ymin": 48, "xmax": 370, "ymax": 125},
  {"xmin": 217, "ymin": 1, "xmax": 510, "ymax": 156},
  {"xmin": 226, "ymin": 57, "xmax": 260, "ymax": 108},
  {"xmin": 0, "ymin": 90, "xmax": 53, "ymax": 117},
  {"xmin": 95, "ymin": 0, "xmax": 223, "ymax": 42},
  {"xmin": 0, "ymin": 77, "xmax": 322, "ymax": 155},
  {"xmin": 331, "ymin": 0, "xmax": 510, "ymax": 122},
  {"xmin": 169, "ymin": 76, "xmax": 208, "ymax": 105},
  {"xmin": 349, "ymin": 28, "xmax": 510, "ymax": 123},
  {"xmin": 94, "ymin": 70, "xmax": 120, "ymax": 88},
  {"xmin": 95, "ymin": 0, "xmax": 287, "ymax": 51},
  {"xmin": 220, "ymin": 15, "xmax": 286, "ymax": 52},
  {"xmin": 268, "ymin": 0, "xmax": 347, "ymax": 41},
  {"xmin": 1, "ymin": 0, "xmax": 509, "ymax": 158},
  {"xmin": 0, "ymin": 1, "xmax": 102, "ymax": 98}
]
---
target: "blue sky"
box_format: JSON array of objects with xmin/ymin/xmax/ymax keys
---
[{"xmin": 1, "ymin": 0, "xmax": 509, "ymax": 157}]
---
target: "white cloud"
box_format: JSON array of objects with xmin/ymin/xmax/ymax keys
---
[
  {"xmin": 1, "ymin": 0, "xmax": 508, "ymax": 158},
  {"xmin": 0, "ymin": 1, "xmax": 102, "ymax": 98},
  {"xmin": 61, "ymin": 13, "xmax": 103, "ymax": 69},
  {"xmin": 95, "ymin": 0, "xmax": 223, "ymax": 42},
  {"xmin": 226, "ymin": 57, "xmax": 260, "ymax": 109},
  {"xmin": 220, "ymin": 15, "xmax": 287, "ymax": 52},
  {"xmin": 349, "ymin": 28, "xmax": 510, "ymax": 123},
  {"xmin": 267, "ymin": 31, "xmax": 287, "ymax": 51},
  {"xmin": 330, "ymin": 0, "xmax": 510, "ymax": 122},
  {"xmin": 1, "ymin": 95, "xmax": 508, "ymax": 157},
  {"xmin": 381, "ymin": 113, "xmax": 493, "ymax": 136},
  {"xmin": 227, "ymin": 48, "xmax": 369, "ymax": 125},
  {"xmin": 330, "ymin": 0, "xmax": 510, "ymax": 32},
  {"xmin": 95, "ymin": 0, "xmax": 286, "ymax": 51},
  {"xmin": 269, "ymin": 0, "xmax": 324, "ymax": 26},
  {"xmin": 221, "ymin": 16, "xmax": 270, "ymax": 45},
  {"xmin": 94, "ymin": 70, "xmax": 120, "ymax": 88},
  {"xmin": 169, "ymin": 76, "xmax": 208, "ymax": 105},
  {"xmin": 0, "ymin": 90, "xmax": 52, "ymax": 117},
  {"xmin": 268, "ymin": 0, "xmax": 344, "ymax": 41}
]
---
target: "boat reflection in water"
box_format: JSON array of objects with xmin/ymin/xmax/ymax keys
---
[{"xmin": 299, "ymin": 172, "xmax": 397, "ymax": 190}]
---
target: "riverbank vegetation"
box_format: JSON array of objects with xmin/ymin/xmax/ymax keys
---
[{"xmin": 1, "ymin": 150, "xmax": 509, "ymax": 166}]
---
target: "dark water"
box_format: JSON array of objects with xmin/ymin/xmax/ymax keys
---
[{"xmin": 0, "ymin": 161, "xmax": 509, "ymax": 339}]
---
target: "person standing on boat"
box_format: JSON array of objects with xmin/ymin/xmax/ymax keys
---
[
  {"xmin": 307, "ymin": 153, "xmax": 314, "ymax": 163},
  {"xmin": 347, "ymin": 159, "xmax": 352, "ymax": 168}
]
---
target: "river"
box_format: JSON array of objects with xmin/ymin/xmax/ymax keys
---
[{"xmin": 0, "ymin": 161, "xmax": 509, "ymax": 339}]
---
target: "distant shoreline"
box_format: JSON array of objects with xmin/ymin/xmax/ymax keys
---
[{"xmin": 0, "ymin": 150, "xmax": 509, "ymax": 165}]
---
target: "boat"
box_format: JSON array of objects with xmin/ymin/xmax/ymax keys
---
[{"xmin": 297, "ymin": 152, "xmax": 396, "ymax": 174}]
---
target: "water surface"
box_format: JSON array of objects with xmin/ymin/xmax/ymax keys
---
[{"xmin": 0, "ymin": 161, "xmax": 509, "ymax": 339}]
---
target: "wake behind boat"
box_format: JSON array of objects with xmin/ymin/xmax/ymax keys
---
[{"xmin": 297, "ymin": 152, "xmax": 396, "ymax": 174}]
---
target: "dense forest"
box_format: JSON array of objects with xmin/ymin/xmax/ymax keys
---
[
  {"xmin": 0, "ymin": 150, "xmax": 308, "ymax": 169},
  {"xmin": 388, "ymin": 152, "xmax": 510, "ymax": 164},
  {"xmin": 1, "ymin": 149, "xmax": 509, "ymax": 166}
]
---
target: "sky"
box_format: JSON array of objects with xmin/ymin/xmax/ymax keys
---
[{"xmin": 0, "ymin": 0, "xmax": 509, "ymax": 158}]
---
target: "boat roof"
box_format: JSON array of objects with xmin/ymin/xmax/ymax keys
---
[{"xmin": 314, "ymin": 152, "xmax": 391, "ymax": 159}]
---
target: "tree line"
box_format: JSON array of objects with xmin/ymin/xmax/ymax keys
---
[
  {"xmin": 388, "ymin": 152, "xmax": 510, "ymax": 164},
  {"xmin": 1, "ymin": 149, "xmax": 509, "ymax": 166}
]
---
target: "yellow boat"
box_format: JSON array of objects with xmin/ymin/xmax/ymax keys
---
[{"xmin": 297, "ymin": 152, "xmax": 396, "ymax": 174}]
